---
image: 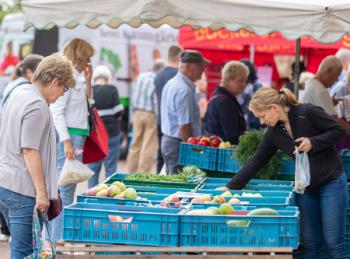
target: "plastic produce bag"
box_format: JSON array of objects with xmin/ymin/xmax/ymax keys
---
[
  {"xmin": 294, "ymin": 151, "xmax": 311, "ymax": 194},
  {"xmin": 58, "ymin": 158, "xmax": 94, "ymax": 185}
]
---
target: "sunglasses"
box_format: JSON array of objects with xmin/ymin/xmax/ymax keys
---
[{"xmin": 64, "ymin": 86, "xmax": 69, "ymax": 92}]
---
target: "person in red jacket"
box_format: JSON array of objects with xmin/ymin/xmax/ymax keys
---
[{"xmin": 0, "ymin": 42, "xmax": 20, "ymax": 75}]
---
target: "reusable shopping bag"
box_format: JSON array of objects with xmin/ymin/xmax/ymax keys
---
[
  {"xmin": 294, "ymin": 151, "xmax": 311, "ymax": 194},
  {"xmin": 24, "ymin": 212, "xmax": 56, "ymax": 259},
  {"xmin": 58, "ymin": 155, "xmax": 94, "ymax": 185},
  {"xmin": 83, "ymin": 105, "xmax": 109, "ymax": 163}
]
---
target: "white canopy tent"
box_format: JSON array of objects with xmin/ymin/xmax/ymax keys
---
[
  {"xmin": 22, "ymin": 0, "xmax": 350, "ymax": 44},
  {"xmin": 22, "ymin": 0, "xmax": 350, "ymax": 95}
]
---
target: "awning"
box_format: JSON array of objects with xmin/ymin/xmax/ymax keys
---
[{"xmin": 22, "ymin": 0, "xmax": 350, "ymax": 43}]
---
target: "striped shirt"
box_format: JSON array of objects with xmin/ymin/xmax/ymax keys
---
[{"xmin": 131, "ymin": 71, "xmax": 156, "ymax": 113}]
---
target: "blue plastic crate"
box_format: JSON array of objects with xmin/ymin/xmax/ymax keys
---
[
  {"xmin": 200, "ymin": 178, "xmax": 294, "ymax": 192},
  {"xmin": 216, "ymin": 148, "xmax": 240, "ymax": 172},
  {"xmin": 63, "ymin": 202, "xmax": 183, "ymax": 246},
  {"xmin": 104, "ymin": 172, "xmax": 202, "ymax": 189},
  {"xmin": 178, "ymin": 143, "xmax": 217, "ymax": 171},
  {"xmin": 277, "ymin": 152, "xmax": 295, "ymax": 176},
  {"xmin": 180, "ymin": 207, "xmax": 299, "ymax": 248},
  {"xmin": 190, "ymin": 194, "xmax": 292, "ymax": 209},
  {"xmin": 205, "ymin": 177, "xmax": 294, "ymax": 187}
]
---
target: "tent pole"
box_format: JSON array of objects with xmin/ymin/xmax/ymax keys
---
[
  {"xmin": 250, "ymin": 45, "xmax": 255, "ymax": 64},
  {"xmin": 293, "ymin": 38, "xmax": 301, "ymax": 98}
]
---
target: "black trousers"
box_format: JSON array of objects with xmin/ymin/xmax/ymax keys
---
[
  {"xmin": 156, "ymin": 124, "xmax": 164, "ymax": 173},
  {"xmin": 0, "ymin": 212, "xmax": 9, "ymax": 235}
]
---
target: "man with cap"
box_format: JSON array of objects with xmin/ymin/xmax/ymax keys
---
[{"xmin": 160, "ymin": 50, "xmax": 210, "ymax": 174}]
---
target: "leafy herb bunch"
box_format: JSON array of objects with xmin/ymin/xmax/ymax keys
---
[{"xmin": 235, "ymin": 130, "xmax": 282, "ymax": 180}]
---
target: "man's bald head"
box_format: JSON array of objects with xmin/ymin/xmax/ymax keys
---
[{"xmin": 316, "ymin": 56, "xmax": 342, "ymax": 88}]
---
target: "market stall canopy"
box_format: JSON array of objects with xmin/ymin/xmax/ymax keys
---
[
  {"xmin": 180, "ymin": 27, "xmax": 350, "ymax": 54},
  {"xmin": 22, "ymin": 0, "xmax": 350, "ymax": 43}
]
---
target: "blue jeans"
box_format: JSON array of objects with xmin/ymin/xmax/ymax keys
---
[
  {"xmin": 50, "ymin": 134, "xmax": 86, "ymax": 242},
  {"xmin": 87, "ymin": 134, "xmax": 121, "ymax": 188},
  {"xmin": 0, "ymin": 187, "xmax": 35, "ymax": 259},
  {"xmin": 296, "ymin": 173, "xmax": 347, "ymax": 259}
]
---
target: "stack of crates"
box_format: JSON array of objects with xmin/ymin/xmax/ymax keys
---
[{"xmin": 62, "ymin": 174, "xmax": 299, "ymax": 252}]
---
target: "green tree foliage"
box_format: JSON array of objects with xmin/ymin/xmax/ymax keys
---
[
  {"xmin": 0, "ymin": 0, "xmax": 21, "ymax": 23},
  {"xmin": 235, "ymin": 130, "xmax": 282, "ymax": 180}
]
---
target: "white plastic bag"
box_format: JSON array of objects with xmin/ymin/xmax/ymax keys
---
[
  {"xmin": 294, "ymin": 151, "xmax": 311, "ymax": 194},
  {"xmin": 58, "ymin": 158, "xmax": 94, "ymax": 185}
]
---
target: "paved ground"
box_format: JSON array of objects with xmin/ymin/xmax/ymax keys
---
[{"xmin": 0, "ymin": 159, "xmax": 140, "ymax": 258}]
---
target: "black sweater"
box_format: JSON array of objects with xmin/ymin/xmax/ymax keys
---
[
  {"xmin": 227, "ymin": 104, "xmax": 345, "ymax": 192},
  {"xmin": 204, "ymin": 86, "xmax": 246, "ymax": 144},
  {"xmin": 93, "ymin": 84, "xmax": 122, "ymax": 137}
]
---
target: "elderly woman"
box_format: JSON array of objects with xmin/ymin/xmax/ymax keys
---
[
  {"xmin": 50, "ymin": 38, "xmax": 95, "ymax": 242},
  {"xmin": 204, "ymin": 61, "xmax": 249, "ymax": 144},
  {"xmin": 0, "ymin": 53, "xmax": 75, "ymax": 259},
  {"xmin": 87, "ymin": 65, "xmax": 123, "ymax": 188},
  {"xmin": 0, "ymin": 54, "xmax": 43, "ymax": 243}
]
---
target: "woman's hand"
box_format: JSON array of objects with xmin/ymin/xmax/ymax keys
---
[
  {"xmin": 295, "ymin": 137, "xmax": 312, "ymax": 152},
  {"xmin": 35, "ymin": 192, "xmax": 50, "ymax": 213},
  {"xmin": 63, "ymin": 140, "xmax": 76, "ymax": 159},
  {"xmin": 216, "ymin": 186, "xmax": 229, "ymax": 191},
  {"xmin": 84, "ymin": 63, "xmax": 93, "ymax": 83}
]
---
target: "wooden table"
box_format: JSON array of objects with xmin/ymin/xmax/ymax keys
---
[{"xmin": 57, "ymin": 243, "xmax": 294, "ymax": 258}]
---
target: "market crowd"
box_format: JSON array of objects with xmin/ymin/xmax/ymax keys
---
[{"xmin": 0, "ymin": 38, "xmax": 350, "ymax": 258}]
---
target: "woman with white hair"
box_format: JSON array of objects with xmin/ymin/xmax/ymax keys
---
[{"xmin": 87, "ymin": 65, "xmax": 123, "ymax": 188}]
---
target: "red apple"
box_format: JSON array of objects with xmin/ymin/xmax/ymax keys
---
[
  {"xmin": 187, "ymin": 137, "xmax": 199, "ymax": 145},
  {"xmin": 198, "ymin": 139, "xmax": 210, "ymax": 146},
  {"xmin": 209, "ymin": 136, "xmax": 222, "ymax": 147}
]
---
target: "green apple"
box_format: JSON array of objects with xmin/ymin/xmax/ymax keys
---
[
  {"xmin": 112, "ymin": 181, "xmax": 126, "ymax": 191},
  {"xmin": 125, "ymin": 188, "xmax": 137, "ymax": 200}
]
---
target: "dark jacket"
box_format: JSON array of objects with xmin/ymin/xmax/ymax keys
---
[
  {"xmin": 227, "ymin": 104, "xmax": 345, "ymax": 192},
  {"xmin": 204, "ymin": 86, "xmax": 246, "ymax": 144},
  {"xmin": 93, "ymin": 84, "xmax": 122, "ymax": 137}
]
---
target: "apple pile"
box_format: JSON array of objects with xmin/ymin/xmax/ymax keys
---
[
  {"xmin": 187, "ymin": 136, "xmax": 232, "ymax": 149},
  {"xmin": 85, "ymin": 181, "xmax": 139, "ymax": 200}
]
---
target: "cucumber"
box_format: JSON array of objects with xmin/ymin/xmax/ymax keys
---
[{"xmin": 247, "ymin": 208, "xmax": 278, "ymax": 216}]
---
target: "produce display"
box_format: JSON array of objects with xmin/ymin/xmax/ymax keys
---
[
  {"xmin": 187, "ymin": 135, "xmax": 233, "ymax": 149},
  {"xmin": 67, "ymin": 175, "xmax": 298, "ymax": 249}
]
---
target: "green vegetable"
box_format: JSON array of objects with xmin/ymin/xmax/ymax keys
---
[
  {"xmin": 125, "ymin": 173, "xmax": 189, "ymax": 183},
  {"xmin": 247, "ymin": 208, "xmax": 278, "ymax": 216},
  {"xmin": 181, "ymin": 166, "xmax": 207, "ymax": 178},
  {"xmin": 235, "ymin": 130, "xmax": 282, "ymax": 180}
]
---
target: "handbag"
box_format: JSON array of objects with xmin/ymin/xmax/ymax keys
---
[
  {"xmin": 82, "ymin": 104, "xmax": 109, "ymax": 163},
  {"xmin": 47, "ymin": 191, "xmax": 62, "ymax": 221},
  {"xmin": 24, "ymin": 212, "xmax": 56, "ymax": 259}
]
